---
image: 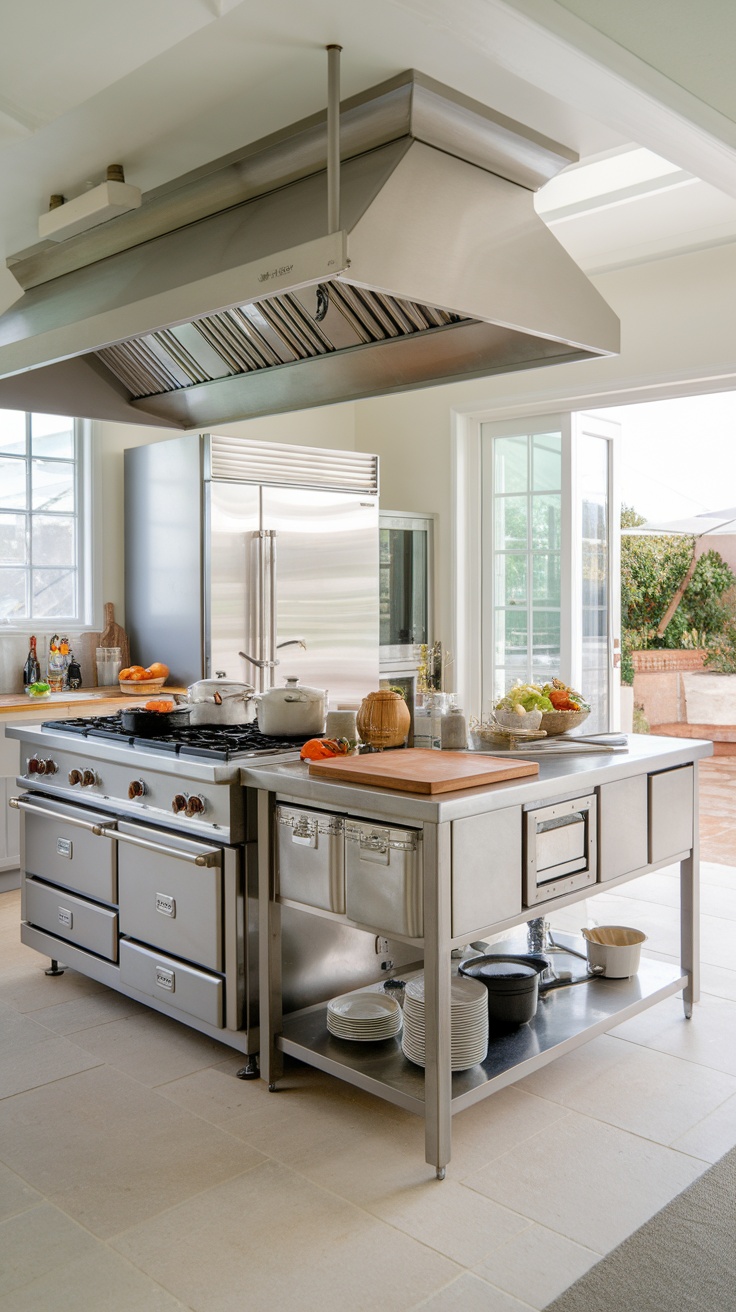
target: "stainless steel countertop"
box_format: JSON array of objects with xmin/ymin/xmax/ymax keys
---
[{"xmin": 239, "ymin": 734, "xmax": 713, "ymax": 823}]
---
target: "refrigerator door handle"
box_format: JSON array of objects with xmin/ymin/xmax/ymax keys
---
[{"xmin": 264, "ymin": 529, "xmax": 277, "ymax": 692}]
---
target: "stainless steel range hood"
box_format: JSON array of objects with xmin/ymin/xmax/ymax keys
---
[{"xmin": 0, "ymin": 71, "xmax": 619, "ymax": 428}]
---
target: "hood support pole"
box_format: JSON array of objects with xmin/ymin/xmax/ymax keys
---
[{"xmin": 326, "ymin": 43, "xmax": 342, "ymax": 233}]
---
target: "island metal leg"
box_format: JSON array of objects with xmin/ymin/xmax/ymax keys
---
[
  {"xmin": 257, "ymin": 789, "xmax": 284, "ymax": 1089},
  {"xmin": 422, "ymin": 820, "xmax": 453, "ymax": 1178},
  {"xmin": 681, "ymin": 764, "xmax": 700, "ymax": 1019}
]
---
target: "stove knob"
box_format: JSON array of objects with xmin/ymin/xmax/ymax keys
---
[
  {"xmin": 172, "ymin": 793, "xmax": 188, "ymax": 814},
  {"xmin": 43, "ymin": 759, "xmax": 58, "ymax": 776},
  {"xmin": 186, "ymin": 794, "xmax": 206, "ymax": 817},
  {"xmin": 68, "ymin": 768, "xmax": 83, "ymax": 786},
  {"xmin": 128, "ymin": 779, "xmax": 147, "ymax": 800},
  {"xmin": 28, "ymin": 757, "xmax": 41, "ymax": 774},
  {"xmin": 81, "ymin": 770, "xmax": 97, "ymax": 787}
]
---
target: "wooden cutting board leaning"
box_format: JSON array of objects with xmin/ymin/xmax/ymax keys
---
[
  {"xmin": 99, "ymin": 602, "xmax": 130, "ymax": 673},
  {"xmin": 308, "ymin": 748, "xmax": 539, "ymax": 794}
]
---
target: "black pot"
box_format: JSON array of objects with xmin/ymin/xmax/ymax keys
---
[
  {"xmin": 459, "ymin": 954, "xmax": 547, "ymax": 1027},
  {"xmin": 120, "ymin": 706, "xmax": 193, "ymax": 736}
]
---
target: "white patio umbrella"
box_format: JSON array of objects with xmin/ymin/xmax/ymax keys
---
[{"xmin": 622, "ymin": 507, "xmax": 736, "ymax": 636}]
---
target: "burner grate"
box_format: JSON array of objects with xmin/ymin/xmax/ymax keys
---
[{"xmin": 40, "ymin": 713, "xmax": 308, "ymax": 761}]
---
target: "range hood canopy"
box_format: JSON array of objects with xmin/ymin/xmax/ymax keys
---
[{"xmin": 0, "ymin": 70, "xmax": 619, "ymax": 428}]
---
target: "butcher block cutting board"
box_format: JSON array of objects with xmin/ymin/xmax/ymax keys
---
[{"xmin": 308, "ymin": 749, "xmax": 539, "ymax": 794}]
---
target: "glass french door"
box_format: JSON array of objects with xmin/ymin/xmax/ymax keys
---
[{"xmin": 481, "ymin": 413, "xmax": 619, "ymax": 731}]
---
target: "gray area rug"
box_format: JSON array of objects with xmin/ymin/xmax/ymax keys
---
[{"xmin": 544, "ymin": 1143, "xmax": 736, "ymax": 1311}]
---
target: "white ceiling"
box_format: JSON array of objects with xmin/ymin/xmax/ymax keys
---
[{"xmin": 1, "ymin": 0, "xmax": 735, "ymax": 278}]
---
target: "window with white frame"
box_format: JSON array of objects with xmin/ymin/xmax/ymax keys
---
[{"xmin": 0, "ymin": 410, "xmax": 89, "ymax": 625}]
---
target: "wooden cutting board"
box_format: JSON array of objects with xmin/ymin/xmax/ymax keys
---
[
  {"xmin": 308, "ymin": 748, "xmax": 539, "ymax": 794},
  {"xmin": 99, "ymin": 602, "xmax": 130, "ymax": 671}
]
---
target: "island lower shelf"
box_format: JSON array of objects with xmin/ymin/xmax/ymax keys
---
[{"xmin": 278, "ymin": 955, "xmax": 688, "ymax": 1116}]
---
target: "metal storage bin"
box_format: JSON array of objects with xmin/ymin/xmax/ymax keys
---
[
  {"xmin": 276, "ymin": 806, "xmax": 345, "ymax": 913},
  {"xmin": 451, "ymin": 806, "xmax": 522, "ymax": 937},
  {"xmin": 119, "ymin": 939, "xmax": 223, "ymax": 1027},
  {"xmin": 345, "ymin": 820, "xmax": 423, "ymax": 937},
  {"xmin": 24, "ymin": 876, "xmax": 118, "ymax": 961}
]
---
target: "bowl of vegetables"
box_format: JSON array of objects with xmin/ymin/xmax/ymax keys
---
[{"xmin": 495, "ymin": 679, "xmax": 590, "ymax": 736}]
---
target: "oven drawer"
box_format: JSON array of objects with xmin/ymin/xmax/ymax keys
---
[
  {"xmin": 116, "ymin": 824, "xmax": 223, "ymax": 972},
  {"xmin": 119, "ymin": 939, "xmax": 223, "ymax": 1027},
  {"xmin": 345, "ymin": 821, "xmax": 423, "ymax": 937},
  {"xmin": 22, "ymin": 796, "xmax": 117, "ymax": 905},
  {"xmin": 276, "ymin": 806, "xmax": 345, "ymax": 913},
  {"xmin": 24, "ymin": 876, "xmax": 118, "ymax": 960},
  {"xmin": 524, "ymin": 795, "xmax": 597, "ymax": 906}
]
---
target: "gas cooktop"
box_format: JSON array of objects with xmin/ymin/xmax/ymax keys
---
[{"xmin": 42, "ymin": 713, "xmax": 309, "ymax": 762}]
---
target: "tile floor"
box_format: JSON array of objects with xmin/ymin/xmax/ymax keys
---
[{"xmin": 1, "ymin": 759, "xmax": 735, "ymax": 1310}]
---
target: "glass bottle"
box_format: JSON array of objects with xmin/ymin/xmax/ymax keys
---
[{"xmin": 22, "ymin": 635, "xmax": 41, "ymax": 686}]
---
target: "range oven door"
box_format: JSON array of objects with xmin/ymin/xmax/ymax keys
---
[{"xmin": 12, "ymin": 794, "xmax": 253, "ymax": 1036}]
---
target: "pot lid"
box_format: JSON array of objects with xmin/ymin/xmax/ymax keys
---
[{"xmin": 186, "ymin": 678, "xmax": 254, "ymax": 702}]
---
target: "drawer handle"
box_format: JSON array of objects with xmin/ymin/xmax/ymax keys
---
[
  {"xmin": 101, "ymin": 828, "xmax": 220, "ymax": 867},
  {"xmin": 9, "ymin": 796, "xmax": 107, "ymax": 835},
  {"xmin": 9, "ymin": 799, "xmax": 219, "ymax": 867}
]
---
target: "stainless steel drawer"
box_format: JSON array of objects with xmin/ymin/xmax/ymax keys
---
[
  {"xmin": 598, "ymin": 776, "xmax": 648, "ymax": 882},
  {"xmin": 649, "ymin": 766, "xmax": 694, "ymax": 864},
  {"xmin": 524, "ymin": 795, "xmax": 597, "ymax": 906},
  {"xmin": 23, "ymin": 797, "xmax": 116, "ymax": 904},
  {"xmin": 24, "ymin": 876, "xmax": 118, "ymax": 960},
  {"xmin": 345, "ymin": 821, "xmax": 423, "ymax": 937},
  {"xmin": 451, "ymin": 807, "xmax": 521, "ymax": 938},
  {"xmin": 117, "ymin": 827, "xmax": 222, "ymax": 973},
  {"xmin": 119, "ymin": 939, "xmax": 223, "ymax": 1027},
  {"xmin": 276, "ymin": 806, "xmax": 345, "ymax": 913}
]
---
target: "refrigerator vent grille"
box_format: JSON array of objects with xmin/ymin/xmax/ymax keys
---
[
  {"xmin": 95, "ymin": 285, "xmax": 469, "ymax": 404},
  {"xmin": 208, "ymin": 435, "xmax": 378, "ymax": 495}
]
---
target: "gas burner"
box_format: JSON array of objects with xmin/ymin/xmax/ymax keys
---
[{"xmin": 41, "ymin": 713, "xmax": 308, "ymax": 761}]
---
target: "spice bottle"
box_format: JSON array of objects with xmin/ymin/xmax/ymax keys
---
[{"xmin": 441, "ymin": 705, "xmax": 467, "ymax": 751}]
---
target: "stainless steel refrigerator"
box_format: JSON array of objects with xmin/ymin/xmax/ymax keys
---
[{"xmin": 124, "ymin": 433, "xmax": 379, "ymax": 705}]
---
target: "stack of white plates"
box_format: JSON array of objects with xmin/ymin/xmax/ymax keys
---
[
  {"xmin": 402, "ymin": 975, "xmax": 488, "ymax": 1071},
  {"xmin": 327, "ymin": 991, "xmax": 403, "ymax": 1042}
]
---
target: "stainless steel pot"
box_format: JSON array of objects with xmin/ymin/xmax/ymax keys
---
[
  {"xmin": 256, "ymin": 677, "xmax": 326, "ymax": 737},
  {"xmin": 174, "ymin": 676, "xmax": 256, "ymax": 725}
]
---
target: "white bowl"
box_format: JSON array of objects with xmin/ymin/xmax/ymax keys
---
[
  {"xmin": 118, "ymin": 677, "xmax": 166, "ymax": 696},
  {"xmin": 494, "ymin": 707, "xmax": 543, "ymax": 732},
  {"xmin": 583, "ymin": 926, "xmax": 647, "ymax": 978}
]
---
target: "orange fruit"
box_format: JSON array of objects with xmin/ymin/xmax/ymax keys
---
[
  {"xmin": 146, "ymin": 662, "xmax": 169, "ymax": 679},
  {"xmin": 118, "ymin": 667, "xmax": 133, "ymax": 680},
  {"xmin": 130, "ymin": 670, "xmax": 149, "ymax": 680}
]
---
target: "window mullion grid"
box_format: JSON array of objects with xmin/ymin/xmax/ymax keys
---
[{"xmin": 25, "ymin": 413, "xmax": 32, "ymax": 620}]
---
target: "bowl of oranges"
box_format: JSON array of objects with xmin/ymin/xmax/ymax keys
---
[{"xmin": 118, "ymin": 662, "xmax": 169, "ymax": 695}]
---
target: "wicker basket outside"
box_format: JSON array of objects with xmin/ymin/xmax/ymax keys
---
[{"xmin": 539, "ymin": 708, "xmax": 590, "ymax": 736}]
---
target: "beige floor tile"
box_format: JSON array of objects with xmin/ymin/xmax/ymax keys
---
[
  {"xmin": 442, "ymin": 1087, "xmax": 571, "ymax": 1177},
  {"xmin": 30, "ymin": 987, "xmax": 149, "ymax": 1035},
  {"xmin": 516, "ymin": 1032, "xmax": 736, "ymax": 1144},
  {"xmin": 368, "ymin": 1178, "xmax": 532, "ymax": 1267},
  {"xmin": 0, "ymin": 1203, "xmax": 99, "ymax": 1297},
  {"xmin": 0, "ymin": 1065, "xmax": 266, "ymax": 1239},
  {"xmin": 0, "ymin": 1030, "xmax": 103, "ymax": 1099},
  {"xmin": 0, "ymin": 1006, "xmax": 54, "ymax": 1054},
  {"xmin": 463, "ymin": 1111, "xmax": 706, "ymax": 1253},
  {"xmin": 611, "ymin": 991, "xmax": 736, "ymax": 1076},
  {"xmin": 0, "ymin": 1247, "xmax": 190, "ymax": 1311},
  {"xmin": 0, "ymin": 963, "xmax": 107, "ymax": 1013},
  {"xmin": 671, "ymin": 1091, "xmax": 736, "ymax": 1162},
  {"xmin": 113, "ymin": 1159, "xmax": 459, "ymax": 1312},
  {"xmin": 67, "ymin": 1009, "xmax": 237, "ymax": 1086},
  {"xmin": 701, "ymin": 962, "xmax": 736, "ymax": 1003},
  {"xmin": 0, "ymin": 1166, "xmax": 40, "ymax": 1224},
  {"xmin": 474, "ymin": 1224, "xmax": 601, "ymax": 1310},
  {"xmin": 411, "ymin": 1272, "xmax": 534, "ymax": 1311}
]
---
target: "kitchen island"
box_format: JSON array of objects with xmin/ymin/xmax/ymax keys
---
[{"xmin": 243, "ymin": 734, "xmax": 712, "ymax": 1177}]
